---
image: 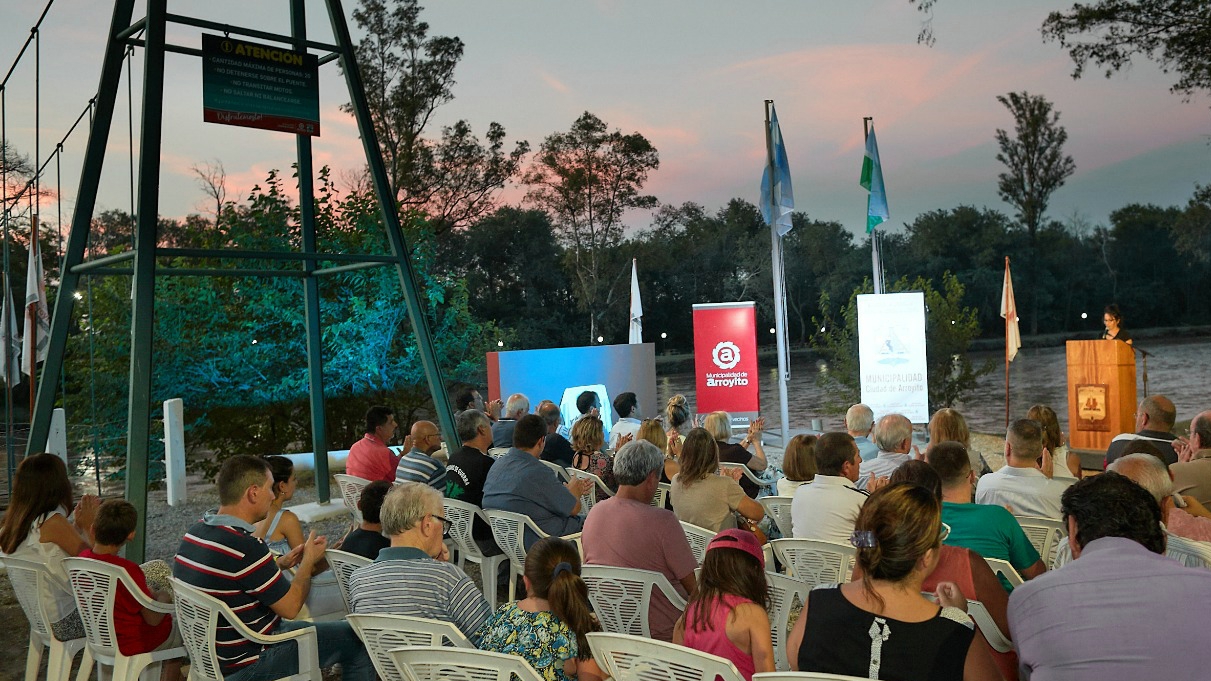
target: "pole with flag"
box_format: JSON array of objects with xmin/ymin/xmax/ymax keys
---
[
  {"xmin": 1001, "ymin": 256, "xmax": 1021, "ymax": 428},
  {"xmin": 628, "ymin": 258, "xmax": 643, "ymax": 344},
  {"xmin": 860, "ymin": 120, "xmax": 889, "ymax": 294},
  {"xmin": 23, "ymin": 223, "xmax": 51, "ymax": 414},
  {"xmin": 761, "ymin": 100, "xmax": 792, "ymax": 442},
  {"xmin": 1, "ymin": 278, "xmax": 20, "ymax": 386}
]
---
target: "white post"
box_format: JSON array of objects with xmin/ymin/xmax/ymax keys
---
[
  {"xmin": 48, "ymin": 408, "xmax": 68, "ymax": 467},
  {"xmin": 764, "ymin": 101, "xmax": 792, "ymax": 444},
  {"xmin": 163, "ymin": 398, "xmax": 187, "ymax": 506}
]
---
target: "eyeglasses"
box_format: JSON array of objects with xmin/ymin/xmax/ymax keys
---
[{"xmin": 429, "ymin": 513, "xmax": 452, "ymax": 538}]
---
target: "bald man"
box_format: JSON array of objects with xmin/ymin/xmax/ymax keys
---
[
  {"xmin": 1105, "ymin": 395, "xmax": 1179, "ymax": 467},
  {"xmin": 395, "ymin": 420, "xmax": 447, "ymax": 490}
]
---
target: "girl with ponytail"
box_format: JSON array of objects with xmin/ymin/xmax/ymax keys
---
[{"xmin": 475, "ymin": 538, "xmax": 603, "ymax": 681}]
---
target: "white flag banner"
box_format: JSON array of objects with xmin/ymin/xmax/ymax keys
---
[
  {"xmin": 22, "ymin": 239, "xmax": 51, "ymax": 375},
  {"xmin": 628, "ymin": 258, "xmax": 643, "ymax": 344},
  {"xmin": 1, "ymin": 282, "xmax": 21, "ymax": 384},
  {"xmin": 1001, "ymin": 257, "xmax": 1021, "ymax": 362}
]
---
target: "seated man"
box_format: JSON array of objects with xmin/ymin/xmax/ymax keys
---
[
  {"xmin": 445, "ymin": 409, "xmax": 502, "ymax": 554},
  {"xmin": 582, "ymin": 440, "xmax": 698, "ymax": 642},
  {"xmin": 173, "ymin": 456, "xmax": 373, "ymax": 681},
  {"xmin": 846, "ymin": 403, "xmax": 880, "ymax": 462},
  {"xmin": 976, "ymin": 418, "xmax": 1073, "ymax": 519},
  {"xmin": 338, "ymin": 480, "xmax": 391, "ymax": 560},
  {"xmin": 394, "ymin": 420, "xmax": 446, "ymax": 489},
  {"xmin": 346, "ymin": 405, "xmax": 400, "ymax": 482},
  {"xmin": 1009, "ymin": 472, "xmax": 1211, "ymax": 679},
  {"xmin": 1172, "ymin": 410, "xmax": 1211, "ymax": 507},
  {"xmin": 608, "ymin": 392, "xmax": 643, "ymax": 450},
  {"xmin": 1109, "ymin": 452, "xmax": 1211, "ymax": 542},
  {"xmin": 491, "ymin": 393, "xmax": 530, "ymax": 448},
  {"xmin": 791, "ymin": 432, "xmax": 870, "ymax": 543},
  {"xmin": 538, "ymin": 401, "xmax": 576, "ymax": 467},
  {"xmin": 482, "ymin": 414, "xmax": 593, "ymax": 546},
  {"xmin": 857, "ymin": 413, "xmax": 914, "ymax": 489},
  {"xmin": 927, "ymin": 441, "xmax": 1045, "ymax": 590},
  {"xmin": 348, "ymin": 482, "xmax": 493, "ymax": 643},
  {"xmin": 1105, "ymin": 395, "xmax": 1179, "ymax": 466}
]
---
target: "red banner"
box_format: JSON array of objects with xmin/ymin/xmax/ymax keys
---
[{"xmin": 693, "ymin": 302, "xmax": 760, "ymax": 424}]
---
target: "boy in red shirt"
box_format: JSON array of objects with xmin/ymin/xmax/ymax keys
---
[{"xmin": 81, "ymin": 500, "xmax": 182, "ymax": 681}]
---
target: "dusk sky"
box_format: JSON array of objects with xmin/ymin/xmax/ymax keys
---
[{"xmin": 3, "ymin": 0, "xmax": 1209, "ymax": 240}]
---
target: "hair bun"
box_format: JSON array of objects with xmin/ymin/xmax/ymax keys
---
[{"xmin": 668, "ymin": 395, "xmax": 686, "ymax": 407}]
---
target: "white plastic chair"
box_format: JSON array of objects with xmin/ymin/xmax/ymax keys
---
[
  {"xmin": 1015, "ymin": 515, "xmax": 1066, "ymax": 564},
  {"xmin": 487, "ymin": 447, "xmax": 509, "ymax": 459},
  {"xmin": 442, "ymin": 499, "xmax": 508, "ymax": 605},
  {"xmin": 680, "ymin": 521, "xmax": 714, "ymax": 566},
  {"xmin": 171, "ymin": 578, "xmax": 321, "ymax": 681},
  {"xmin": 1051, "ymin": 537, "xmax": 1074, "ymax": 570},
  {"xmin": 347, "ymin": 614, "xmax": 472, "ymax": 681},
  {"xmin": 483, "ymin": 509, "xmax": 583, "ymax": 601},
  {"xmin": 566, "ymin": 467, "xmax": 614, "ymax": 513},
  {"xmin": 587, "ymin": 631, "xmax": 745, "ymax": 681},
  {"xmin": 967, "ymin": 600, "xmax": 1013, "ymax": 653},
  {"xmin": 334, "ymin": 473, "xmax": 372, "ymax": 524},
  {"xmin": 389, "ymin": 646, "xmax": 544, "ymax": 681},
  {"xmin": 581, "ymin": 565, "xmax": 688, "ymax": 638},
  {"xmin": 984, "ymin": 558, "xmax": 1024, "ymax": 588},
  {"xmin": 754, "ymin": 672, "xmax": 872, "ymax": 681},
  {"xmin": 325, "ymin": 549, "xmax": 371, "ymax": 614},
  {"xmin": 3, "ymin": 556, "xmax": 92, "ymax": 681},
  {"xmin": 759, "ymin": 496, "xmax": 794, "ymax": 537},
  {"xmin": 765, "ymin": 572, "xmax": 810, "ymax": 671},
  {"xmin": 1165, "ymin": 533, "xmax": 1211, "ymax": 569},
  {"xmin": 719, "ymin": 462, "xmax": 775, "ymax": 494},
  {"xmin": 769, "ymin": 539, "xmax": 855, "ymax": 586},
  {"xmin": 539, "ymin": 459, "xmax": 572, "ymax": 482},
  {"xmin": 650, "ymin": 482, "xmax": 671, "ymax": 508},
  {"xmin": 63, "ymin": 557, "xmax": 187, "ymax": 681}
]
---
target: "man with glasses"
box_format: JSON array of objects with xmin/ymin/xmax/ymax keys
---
[
  {"xmin": 348, "ymin": 482, "xmax": 492, "ymax": 643},
  {"xmin": 1172, "ymin": 410, "xmax": 1211, "ymax": 507},
  {"xmin": 395, "ymin": 420, "xmax": 447, "ymax": 489}
]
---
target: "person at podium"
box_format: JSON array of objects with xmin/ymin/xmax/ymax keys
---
[{"xmin": 1101, "ymin": 304, "xmax": 1132, "ymax": 344}]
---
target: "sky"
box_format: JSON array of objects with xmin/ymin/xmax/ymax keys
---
[{"xmin": 2, "ymin": 0, "xmax": 1209, "ymax": 240}]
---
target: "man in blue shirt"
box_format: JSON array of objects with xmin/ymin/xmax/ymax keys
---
[{"xmin": 846, "ymin": 403, "xmax": 880, "ymax": 462}]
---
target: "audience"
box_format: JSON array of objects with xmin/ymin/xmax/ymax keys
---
[
  {"xmin": 674, "ymin": 529, "xmax": 774, "ymax": 680},
  {"xmin": 777, "ymin": 434, "xmax": 818, "ymax": 496},
  {"xmin": 787, "ymin": 482, "xmax": 1001, "ymax": 680},
  {"xmin": 475, "ymin": 537, "xmax": 604, "ymax": 681},
  {"xmin": 1008, "ymin": 472, "xmax": 1211, "ymax": 679},
  {"xmin": 929, "ymin": 407, "xmax": 992, "ymax": 477},
  {"xmin": 338, "ymin": 480, "xmax": 391, "ymax": 560},
  {"xmin": 858, "ymin": 413, "xmax": 915, "ymax": 490},
  {"xmin": 791, "ymin": 432, "xmax": 872, "ymax": 542},
  {"xmin": 846, "ymin": 403, "xmax": 880, "ymax": 462},
  {"xmin": 704, "ymin": 411, "xmax": 768, "ymax": 498},
  {"xmin": 173, "ymin": 455, "xmax": 372, "ymax": 680},
  {"xmin": 1104, "ymin": 395, "xmax": 1179, "ymax": 466},
  {"xmin": 928, "ymin": 441, "xmax": 1046, "ymax": 590},
  {"xmin": 483, "ymin": 414, "xmax": 593, "ymax": 546},
  {"xmin": 571, "ymin": 414, "xmax": 618, "ymax": 498},
  {"xmin": 608, "ymin": 391, "xmax": 643, "ymax": 450},
  {"xmin": 1109, "ymin": 452, "xmax": 1211, "ymax": 542},
  {"xmin": 670, "ymin": 427, "xmax": 764, "ymax": 532},
  {"xmin": 395, "ymin": 420, "xmax": 447, "ymax": 489},
  {"xmin": 539, "ymin": 401, "xmax": 576, "ymax": 467},
  {"xmin": 1172, "ymin": 409, "xmax": 1211, "ymax": 506},
  {"xmin": 976, "ymin": 419, "xmax": 1073, "ymax": 519},
  {"xmin": 0, "ymin": 452, "xmax": 97, "ymax": 641},
  {"xmin": 1026, "ymin": 404, "xmax": 1080, "ymax": 480},
  {"xmin": 346, "ymin": 405, "xmax": 400, "ymax": 482},
  {"xmin": 581, "ymin": 440, "xmax": 697, "ymax": 642},
  {"xmin": 492, "ymin": 393, "xmax": 530, "ymax": 448}
]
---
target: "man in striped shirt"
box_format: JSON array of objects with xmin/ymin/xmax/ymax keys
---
[
  {"xmin": 349, "ymin": 482, "xmax": 493, "ymax": 643},
  {"xmin": 173, "ymin": 455, "xmax": 373, "ymax": 681},
  {"xmin": 395, "ymin": 420, "xmax": 447, "ymax": 489}
]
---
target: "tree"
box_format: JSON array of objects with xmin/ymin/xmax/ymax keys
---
[
  {"xmin": 995, "ymin": 91, "xmax": 1076, "ymax": 334},
  {"xmin": 1042, "ymin": 1, "xmax": 1211, "ymax": 104},
  {"xmin": 523, "ymin": 112, "xmax": 660, "ymax": 342},
  {"xmin": 1173, "ymin": 184, "xmax": 1211, "ymax": 263}
]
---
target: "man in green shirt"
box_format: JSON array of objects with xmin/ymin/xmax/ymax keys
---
[{"xmin": 928, "ymin": 441, "xmax": 1046, "ymax": 590}]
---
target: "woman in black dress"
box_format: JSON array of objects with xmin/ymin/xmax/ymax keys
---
[{"xmin": 1102, "ymin": 304, "xmax": 1132, "ymax": 344}]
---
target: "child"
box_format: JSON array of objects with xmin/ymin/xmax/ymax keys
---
[
  {"xmin": 81, "ymin": 500, "xmax": 182, "ymax": 681},
  {"xmin": 674, "ymin": 529, "xmax": 775, "ymax": 680},
  {"xmin": 336, "ymin": 480, "xmax": 391, "ymax": 560},
  {"xmin": 475, "ymin": 538, "xmax": 604, "ymax": 681}
]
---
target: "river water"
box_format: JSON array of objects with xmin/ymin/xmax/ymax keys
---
[{"xmin": 655, "ymin": 338, "xmax": 1211, "ymax": 437}]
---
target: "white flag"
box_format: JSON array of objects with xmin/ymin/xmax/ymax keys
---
[
  {"xmin": 628, "ymin": 258, "xmax": 643, "ymax": 344},
  {"xmin": 0, "ymin": 282, "xmax": 21, "ymax": 384},
  {"xmin": 1001, "ymin": 257, "xmax": 1021, "ymax": 362},
  {"xmin": 22, "ymin": 238, "xmax": 51, "ymax": 375}
]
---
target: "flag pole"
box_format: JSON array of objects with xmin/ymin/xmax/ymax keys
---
[
  {"xmin": 764, "ymin": 100, "xmax": 791, "ymax": 444},
  {"xmin": 1004, "ymin": 256, "xmax": 1010, "ymax": 429},
  {"xmin": 28, "ymin": 216, "xmax": 37, "ymax": 422},
  {"xmin": 863, "ymin": 117, "xmax": 883, "ymax": 294}
]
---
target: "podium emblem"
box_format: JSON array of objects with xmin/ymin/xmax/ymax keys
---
[{"xmin": 1075, "ymin": 384, "xmax": 1110, "ymax": 431}]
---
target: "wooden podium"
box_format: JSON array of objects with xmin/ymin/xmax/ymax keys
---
[{"xmin": 1066, "ymin": 340, "xmax": 1136, "ymax": 451}]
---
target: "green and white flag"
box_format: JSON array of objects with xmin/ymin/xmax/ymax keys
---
[{"xmin": 859, "ymin": 126, "xmax": 889, "ymax": 233}]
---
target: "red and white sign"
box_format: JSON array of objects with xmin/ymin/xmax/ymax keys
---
[{"xmin": 693, "ymin": 302, "xmax": 760, "ymax": 427}]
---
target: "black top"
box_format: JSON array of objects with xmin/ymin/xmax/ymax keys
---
[
  {"xmin": 541, "ymin": 432, "xmax": 576, "ymax": 467},
  {"xmin": 339, "ymin": 528, "xmax": 389, "ymax": 561},
  {"xmin": 797, "ymin": 585, "xmax": 974, "ymax": 681},
  {"xmin": 1105, "ymin": 430, "xmax": 1178, "ymax": 466},
  {"xmin": 1102, "ymin": 327, "xmax": 1132, "ymax": 343},
  {"xmin": 446, "ymin": 445, "xmax": 496, "ymax": 542},
  {"xmin": 717, "ymin": 440, "xmax": 760, "ymax": 498}
]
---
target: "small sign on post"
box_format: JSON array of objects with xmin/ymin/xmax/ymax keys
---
[
  {"xmin": 48, "ymin": 408, "xmax": 68, "ymax": 468},
  {"xmin": 164, "ymin": 398, "xmax": 187, "ymax": 507},
  {"xmin": 201, "ymin": 34, "xmax": 320, "ymax": 136}
]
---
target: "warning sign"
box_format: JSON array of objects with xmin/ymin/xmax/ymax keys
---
[{"xmin": 201, "ymin": 34, "xmax": 320, "ymax": 136}]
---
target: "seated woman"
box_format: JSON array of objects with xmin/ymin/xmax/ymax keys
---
[
  {"xmin": 476, "ymin": 537, "xmax": 603, "ymax": 681},
  {"xmin": 0, "ymin": 452, "xmax": 98, "ymax": 641},
  {"xmin": 670, "ymin": 428, "xmax": 764, "ymax": 532},
  {"xmin": 638, "ymin": 418, "xmax": 676, "ymax": 509},
  {"xmin": 704, "ymin": 412, "xmax": 767, "ymax": 498},
  {"xmin": 571, "ymin": 415, "xmax": 617, "ymax": 500},
  {"xmin": 928, "ymin": 408, "xmax": 991, "ymax": 477},
  {"xmin": 1027, "ymin": 404, "xmax": 1081, "ymax": 481},
  {"xmin": 664, "ymin": 394, "xmax": 692, "ymax": 453},
  {"xmin": 777, "ymin": 434, "xmax": 818, "ymax": 497},
  {"xmin": 787, "ymin": 482, "xmax": 1002, "ymax": 681}
]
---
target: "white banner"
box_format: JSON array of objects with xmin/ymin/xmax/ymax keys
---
[{"xmin": 857, "ymin": 292, "xmax": 929, "ymax": 423}]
